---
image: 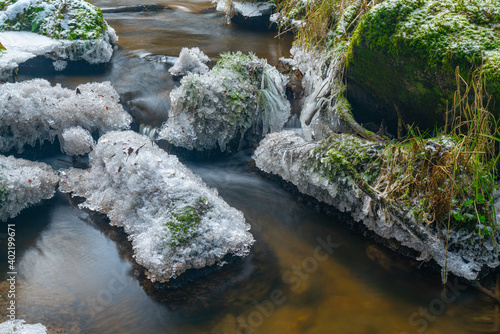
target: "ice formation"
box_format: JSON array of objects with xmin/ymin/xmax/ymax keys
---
[
  {"xmin": 159, "ymin": 52, "xmax": 290, "ymax": 151},
  {"xmin": 0, "ymin": 0, "xmax": 117, "ymax": 78},
  {"xmin": 0, "ymin": 79, "xmax": 131, "ymax": 152},
  {"xmin": 59, "ymin": 131, "xmax": 255, "ymax": 282},
  {"xmin": 213, "ymin": 0, "xmax": 271, "ymax": 18},
  {"xmin": 253, "ymin": 131, "xmax": 500, "ymax": 280},
  {"xmin": 168, "ymin": 47, "xmax": 210, "ymax": 77},
  {"xmin": 61, "ymin": 126, "xmax": 94, "ymax": 156},
  {"xmin": 0, "ymin": 320, "xmax": 47, "ymax": 334},
  {"xmin": 0, "ymin": 155, "xmax": 59, "ymax": 221}
]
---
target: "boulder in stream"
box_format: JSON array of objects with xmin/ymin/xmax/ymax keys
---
[
  {"xmin": 0, "ymin": 155, "xmax": 59, "ymax": 221},
  {"xmin": 346, "ymin": 0, "xmax": 500, "ymax": 130},
  {"xmin": 0, "ymin": 0, "xmax": 118, "ymax": 79},
  {"xmin": 0, "ymin": 79, "xmax": 131, "ymax": 153},
  {"xmin": 158, "ymin": 51, "xmax": 290, "ymax": 152},
  {"xmin": 59, "ymin": 131, "xmax": 255, "ymax": 282}
]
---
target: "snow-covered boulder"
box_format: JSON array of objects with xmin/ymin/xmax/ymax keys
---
[
  {"xmin": 59, "ymin": 131, "xmax": 255, "ymax": 282},
  {"xmin": 0, "ymin": 79, "xmax": 131, "ymax": 153},
  {"xmin": 0, "ymin": 320, "xmax": 47, "ymax": 334},
  {"xmin": 158, "ymin": 52, "xmax": 290, "ymax": 152},
  {"xmin": 168, "ymin": 47, "xmax": 209, "ymax": 78},
  {"xmin": 0, "ymin": 155, "xmax": 59, "ymax": 221},
  {"xmin": 0, "ymin": 0, "xmax": 118, "ymax": 79},
  {"xmin": 61, "ymin": 126, "xmax": 94, "ymax": 156}
]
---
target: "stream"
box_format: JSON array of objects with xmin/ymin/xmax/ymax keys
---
[{"xmin": 1, "ymin": 1, "xmax": 498, "ymax": 333}]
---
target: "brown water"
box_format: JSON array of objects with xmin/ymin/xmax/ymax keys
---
[{"xmin": 2, "ymin": 1, "xmax": 499, "ymax": 333}]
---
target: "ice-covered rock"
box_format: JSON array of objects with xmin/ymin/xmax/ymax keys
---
[
  {"xmin": 254, "ymin": 131, "xmax": 500, "ymax": 280},
  {"xmin": 59, "ymin": 131, "xmax": 254, "ymax": 282},
  {"xmin": 0, "ymin": 0, "xmax": 117, "ymax": 78},
  {"xmin": 0, "ymin": 155, "xmax": 59, "ymax": 221},
  {"xmin": 168, "ymin": 47, "xmax": 209, "ymax": 78},
  {"xmin": 61, "ymin": 126, "xmax": 94, "ymax": 156},
  {"xmin": 158, "ymin": 52, "xmax": 290, "ymax": 152},
  {"xmin": 0, "ymin": 320, "xmax": 47, "ymax": 334},
  {"xmin": 0, "ymin": 79, "xmax": 131, "ymax": 153},
  {"xmin": 213, "ymin": 0, "xmax": 273, "ymax": 28}
]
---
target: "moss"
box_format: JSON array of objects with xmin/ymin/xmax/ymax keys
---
[
  {"xmin": 165, "ymin": 198, "xmax": 210, "ymax": 249},
  {"xmin": 346, "ymin": 0, "xmax": 500, "ymax": 127},
  {"xmin": 0, "ymin": 0, "xmax": 107, "ymax": 40}
]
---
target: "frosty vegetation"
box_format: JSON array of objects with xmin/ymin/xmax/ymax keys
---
[
  {"xmin": 0, "ymin": 79, "xmax": 131, "ymax": 153},
  {"xmin": 59, "ymin": 131, "xmax": 254, "ymax": 282},
  {"xmin": 254, "ymin": 131, "xmax": 500, "ymax": 280},
  {"xmin": 61, "ymin": 126, "xmax": 94, "ymax": 156},
  {"xmin": 168, "ymin": 47, "xmax": 209, "ymax": 77},
  {"xmin": 0, "ymin": 0, "xmax": 118, "ymax": 77},
  {"xmin": 0, "ymin": 320, "xmax": 47, "ymax": 334},
  {"xmin": 159, "ymin": 52, "xmax": 290, "ymax": 152},
  {"xmin": 0, "ymin": 155, "xmax": 58, "ymax": 221}
]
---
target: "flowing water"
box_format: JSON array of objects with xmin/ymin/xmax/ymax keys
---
[{"xmin": 2, "ymin": 1, "xmax": 499, "ymax": 333}]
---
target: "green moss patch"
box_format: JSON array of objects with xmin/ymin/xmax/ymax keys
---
[
  {"xmin": 165, "ymin": 198, "xmax": 210, "ymax": 249},
  {"xmin": 347, "ymin": 0, "xmax": 500, "ymax": 128},
  {"xmin": 0, "ymin": 0, "xmax": 107, "ymax": 40}
]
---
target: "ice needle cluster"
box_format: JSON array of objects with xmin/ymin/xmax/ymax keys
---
[{"xmin": 60, "ymin": 131, "xmax": 254, "ymax": 282}]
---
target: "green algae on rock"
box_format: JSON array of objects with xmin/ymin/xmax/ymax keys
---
[{"xmin": 346, "ymin": 0, "xmax": 500, "ymax": 129}]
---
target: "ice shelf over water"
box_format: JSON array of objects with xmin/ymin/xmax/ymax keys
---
[
  {"xmin": 254, "ymin": 131, "xmax": 500, "ymax": 280},
  {"xmin": 0, "ymin": 155, "xmax": 59, "ymax": 221},
  {"xmin": 0, "ymin": 320, "xmax": 47, "ymax": 334},
  {"xmin": 59, "ymin": 131, "xmax": 254, "ymax": 282},
  {"xmin": 159, "ymin": 52, "xmax": 290, "ymax": 152},
  {"xmin": 0, "ymin": 79, "xmax": 131, "ymax": 153},
  {"xmin": 168, "ymin": 47, "xmax": 210, "ymax": 77}
]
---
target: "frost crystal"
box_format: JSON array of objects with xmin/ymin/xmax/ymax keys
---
[
  {"xmin": 59, "ymin": 131, "xmax": 255, "ymax": 282},
  {"xmin": 168, "ymin": 47, "xmax": 210, "ymax": 77},
  {"xmin": 159, "ymin": 52, "xmax": 291, "ymax": 152},
  {"xmin": 0, "ymin": 155, "xmax": 59, "ymax": 221},
  {"xmin": 0, "ymin": 320, "xmax": 47, "ymax": 334},
  {"xmin": 61, "ymin": 126, "xmax": 94, "ymax": 156},
  {"xmin": 254, "ymin": 131, "xmax": 500, "ymax": 280},
  {"xmin": 0, "ymin": 79, "xmax": 131, "ymax": 153}
]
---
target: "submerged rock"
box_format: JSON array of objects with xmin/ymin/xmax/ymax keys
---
[
  {"xmin": 0, "ymin": 320, "xmax": 47, "ymax": 334},
  {"xmin": 0, "ymin": 79, "xmax": 131, "ymax": 153},
  {"xmin": 254, "ymin": 131, "xmax": 500, "ymax": 280},
  {"xmin": 0, "ymin": 0, "xmax": 117, "ymax": 78},
  {"xmin": 346, "ymin": 0, "xmax": 500, "ymax": 129},
  {"xmin": 59, "ymin": 131, "xmax": 255, "ymax": 282},
  {"xmin": 0, "ymin": 155, "xmax": 58, "ymax": 221},
  {"xmin": 158, "ymin": 52, "xmax": 290, "ymax": 152}
]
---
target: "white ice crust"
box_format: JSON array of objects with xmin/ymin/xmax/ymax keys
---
[
  {"xmin": 0, "ymin": 79, "xmax": 131, "ymax": 152},
  {"xmin": 0, "ymin": 320, "xmax": 47, "ymax": 334},
  {"xmin": 0, "ymin": 155, "xmax": 58, "ymax": 221},
  {"xmin": 61, "ymin": 126, "xmax": 94, "ymax": 156},
  {"xmin": 254, "ymin": 131, "xmax": 499, "ymax": 280},
  {"xmin": 168, "ymin": 47, "xmax": 209, "ymax": 77},
  {"xmin": 59, "ymin": 131, "xmax": 255, "ymax": 282}
]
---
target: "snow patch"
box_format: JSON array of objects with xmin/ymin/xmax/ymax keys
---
[
  {"xmin": 59, "ymin": 131, "xmax": 254, "ymax": 282},
  {"xmin": 0, "ymin": 79, "xmax": 131, "ymax": 153}
]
